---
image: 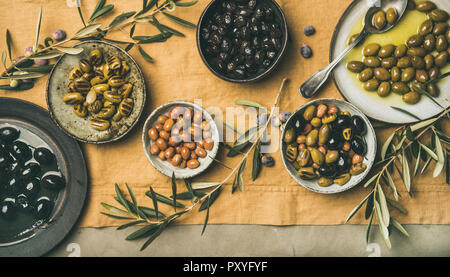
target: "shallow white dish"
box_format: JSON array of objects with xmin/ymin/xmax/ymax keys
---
[{"xmin": 280, "ymin": 99, "xmax": 377, "ymax": 194}]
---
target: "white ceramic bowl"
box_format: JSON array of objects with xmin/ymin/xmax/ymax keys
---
[{"xmin": 280, "ymin": 98, "xmax": 377, "ymax": 194}]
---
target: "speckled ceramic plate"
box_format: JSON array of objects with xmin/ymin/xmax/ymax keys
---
[
  {"xmin": 330, "ymin": 0, "xmax": 450, "ymax": 124},
  {"xmin": 46, "ymin": 40, "xmax": 146, "ymax": 144},
  {"xmin": 0, "ymin": 98, "xmax": 87, "ymax": 257},
  {"xmin": 280, "ymin": 99, "xmax": 377, "ymax": 194},
  {"xmin": 142, "ymin": 101, "xmax": 220, "ymax": 179}
]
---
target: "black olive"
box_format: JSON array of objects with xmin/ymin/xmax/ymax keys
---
[
  {"xmin": 254, "ymin": 50, "xmax": 265, "ymax": 65},
  {"xmin": 327, "ymin": 133, "xmax": 343, "ymax": 150},
  {"xmin": 16, "ymin": 194, "xmax": 32, "ymax": 212},
  {"xmin": 336, "ymin": 155, "xmax": 351, "ymax": 174},
  {"xmin": 227, "ymin": 61, "xmax": 237, "ymax": 72},
  {"xmin": 33, "ymin": 147, "xmax": 55, "ymax": 165},
  {"xmin": 264, "ymin": 7, "xmax": 274, "ymax": 20},
  {"xmin": 6, "ymin": 160, "xmax": 22, "ymax": 177},
  {"xmin": 351, "ymin": 115, "xmax": 367, "ymax": 135},
  {"xmin": 219, "ymin": 52, "xmax": 229, "ymax": 62},
  {"xmin": 351, "ymin": 137, "xmax": 367, "ymax": 155},
  {"xmin": 262, "ymin": 59, "xmax": 271, "ymax": 67},
  {"xmin": 235, "ymin": 15, "xmax": 246, "ymax": 27},
  {"xmin": 0, "ymin": 198, "xmax": 17, "ymax": 220},
  {"xmin": 218, "ymin": 26, "xmax": 227, "ymax": 36},
  {"xmin": 201, "ymin": 28, "xmax": 210, "ymax": 40},
  {"xmin": 260, "ymin": 22, "xmax": 270, "ymax": 35},
  {"xmin": 41, "ymin": 174, "xmax": 65, "ymax": 191},
  {"xmin": 250, "ymin": 24, "xmax": 260, "ymax": 35},
  {"xmin": 248, "ymin": 0, "xmax": 257, "ymax": 10},
  {"xmin": 271, "ymin": 38, "xmax": 282, "ymax": 50},
  {"xmin": 254, "ymin": 7, "xmax": 264, "ymax": 19},
  {"xmin": 220, "ymin": 37, "xmax": 231, "ymax": 52},
  {"xmin": 293, "ymin": 116, "xmax": 306, "ymax": 135},
  {"xmin": 225, "ymin": 2, "xmax": 236, "ymax": 12},
  {"xmin": 9, "ymin": 140, "xmax": 32, "ymax": 163},
  {"xmin": 210, "ymin": 24, "xmax": 219, "ymax": 32},
  {"xmin": 3, "ymin": 177, "xmax": 23, "ymax": 195},
  {"xmin": 267, "ymin": 51, "xmax": 276, "ymax": 59},
  {"xmin": 0, "ymin": 127, "xmax": 20, "ymax": 144},
  {"xmin": 22, "ymin": 178, "xmax": 40, "ymax": 199},
  {"xmin": 34, "ymin": 196, "xmax": 53, "ymax": 221},
  {"xmin": 223, "ymin": 13, "xmax": 232, "ymax": 26},
  {"xmin": 319, "ymin": 163, "xmax": 338, "ymax": 179},
  {"xmin": 211, "ymin": 33, "xmax": 221, "ymax": 45},
  {"xmin": 19, "ymin": 162, "xmax": 41, "ymax": 181},
  {"xmin": 334, "ymin": 115, "xmax": 351, "ymax": 131},
  {"xmin": 0, "ymin": 152, "xmax": 12, "ymax": 169}
]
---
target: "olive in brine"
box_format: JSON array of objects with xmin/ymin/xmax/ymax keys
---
[
  {"xmin": 406, "ymin": 35, "xmax": 424, "ymax": 48},
  {"xmin": 350, "ymin": 137, "xmax": 367, "ymax": 155},
  {"xmin": 297, "ymin": 167, "xmax": 317, "ymax": 180},
  {"xmin": 426, "ymin": 83, "xmax": 440, "ymax": 97},
  {"xmin": 436, "ymin": 35, "xmax": 448, "ymax": 52},
  {"xmin": 351, "ymin": 115, "xmax": 366, "ymax": 135},
  {"xmin": 435, "ymin": 51, "xmax": 448, "ymax": 68},
  {"xmin": 363, "ymin": 56, "xmax": 380, "ymax": 67},
  {"xmin": 373, "ymin": 11, "xmax": 386, "ymax": 30},
  {"xmin": 401, "ymin": 67, "xmax": 415, "ymax": 82},
  {"xmin": 374, "ymin": 68, "xmax": 390, "ymax": 81},
  {"xmin": 433, "ymin": 22, "xmax": 449, "ymax": 35},
  {"xmin": 394, "ymin": 45, "xmax": 407, "ymax": 58},
  {"xmin": 327, "ymin": 133, "xmax": 343, "ymax": 150},
  {"xmin": 391, "ymin": 67, "xmax": 401, "ymax": 82},
  {"xmin": 33, "ymin": 147, "xmax": 55, "ymax": 165},
  {"xmin": 0, "ymin": 199, "xmax": 17, "ymax": 220},
  {"xmin": 364, "ymin": 79, "xmax": 379, "ymax": 91},
  {"xmin": 318, "ymin": 163, "xmax": 338, "ymax": 179},
  {"xmin": 303, "ymin": 105, "xmax": 316, "ymax": 121},
  {"xmin": 41, "ymin": 174, "xmax": 65, "ymax": 191},
  {"xmin": 0, "ymin": 127, "xmax": 20, "ymax": 144},
  {"xmin": 358, "ymin": 68, "xmax": 373, "ymax": 82},
  {"xmin": 346, "ymin": 61, "xmax": 365, "ymax": 73},
  {"xmin": 392, "ymin": 82, "xmax": 410, "ymax": 95},
  {"xmin": 381, "ymin": 57, "xmax": 396, "ymax": 69},
  {"xmin": 407, "ymin": 47, "xmax": 427, "ymax": 57},
  {"xmin": 335, "ymin": 155, "xmax": 351, "ymax": 175},
  {"xmin": 419, "ymin": 19, "xmax": 434, "ymax": 35},
  {"xmin": 429, "ymin": 9, "xmax": 449, "ymax": 22},
  {"xmin": 397, "ymin": 56, "xmax": 411, "ymax": 68},
  {"xmin": 416, "ymin": 1, "xmax": 436, "ymax": 12},
  {"xmin": 378, "ymin": 44, "xmax": 395, "ymax": 58},
  {"xmin": 386, "ymin": 8, "xmax": 397, "ymax": 24},
  {"xmin": 423, "ymin": 34, "xmax": 436, "ymax": 52},
  {"xmin": 416, "ymin": 70, "xmax": 429, "ymax": 83},
  {"xmin": 10, "ymin": 141, "xmax": 32, "ymax": 162},
  {"xmin": 411, "ymin": 56, "xmax": 425, "ymax": 69},
  {"xmin": 363, "ymin": 43, "xmax": 380, "ymax": 57},
  {"xmin": 402, "ymin": 91, "xmax": 420, "ymax": 104},
  {"xmin": 22, "ymin": 178, "xmax": 40, "ymax": 199},
  {"xmin": 317, "ymin": 177, "xmax": 333, "ymax": 187},
  {"xmin": 428, "ymin": 66, "xmax": 440, "ymax": 80},
  {"xmin": 377, "ymin": 82, "xmax": 391, "ymax": 97},
  {"xmin": 34, "ymin": 196, "xmax": 54, "ymax": 221},
  {"xmin": 20, "ymin": 162, "xmax": 41, "ymax": 181}
]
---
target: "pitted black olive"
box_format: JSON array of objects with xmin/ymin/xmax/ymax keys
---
[
  {"xmin": 318, "ymin": 163, "xmax": 338, "ymax": 179},
  {"xmin": 351, "ymin": 137, "xmax": 367, "ymax": 155},
  {"xmin": 41, "ymin": 174, "xmax": 65, "ymax": 191},
  {"xmin": 9, "ymin": 140, "xmax": 32, "ymax": 163},
  {"xmin": 336, "ymin": 155, "xmax": 351, "ymax": 174},
  {"xmin": 0, "ymin": 152, "xmax": 12, "ymax": 169},
  {"xmin": 6, "ymin": 160, "xmax": 22, "ymax": 176},
  {"xmin": 351, "ymin": 115, "xmax": 367, "ymax": 135},
  {"xmin": 0, "ymin": 198, "xmax": 17, "ymax": 220},
  {"xmin": 19, "ymin": 162, "xmax": 41, "ymax": 181},
  {"xmin": 33, "ymin": 147, "xmax": 55, "ymax": 165},
  {"xmin": 327, "ymin": 132, "xmax": 343, "ymax": 150},
  {"xmin": 293, "ymin": 116, "xmax": 306, "ymax": 135},
  {"xmin": 16, "ymin": 194, "xmax": 32, "ymax": 212},
  {"xmin": 22, "ymin": 178, "xmax": 40, "ymax": 199},
  {"xmin": 0, "ymin": 127, "xmax": 20, "ymax": 144},
  {"xmin": 34, "ymin": 196, "xmax": 53, "ymax": 221},
  {"xmin": 334, "ymin": 114, "xmax": 351, "ymax": 131},
  {"xmin": 4, "ymin": 177, "xmax": 23, "ymax": 195}
]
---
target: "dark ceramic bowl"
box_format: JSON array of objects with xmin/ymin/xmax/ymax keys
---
[{"xmin": 196, "ymin": 0, "xmax": 288, "ymax": 83}]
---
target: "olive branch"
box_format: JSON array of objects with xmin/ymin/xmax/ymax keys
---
[
  {"xmin": 0, "ymin": 0, "xmax": 198, "ymax": 91},
  {"xmin": 101, "ymin": 78, "xmax": 289, "ymax": 251}
]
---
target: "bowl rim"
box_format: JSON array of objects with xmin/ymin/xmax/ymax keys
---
[
  {"xmin": 45, "ymin": 39, "xmax": 147, "ymax": 144},
  {"xmin": 279, "ymin": 98, "xmax": 378, "ymax": 194},
  {"xmin": 142, "ymin": 100, "xmax": 220, "ymax": 179},
  {"xmin": 196, "ymin": 0, "xmax": 289, "ymax": 83}
]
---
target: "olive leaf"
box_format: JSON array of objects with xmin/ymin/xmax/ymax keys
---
[
  {"xmin": 401, "ymin": 150, "xmax": 411, "ymax": 193},
  {"xmin": 34, "ymin": 7, "xmax": 43, "ymax": 50},
  {"xmin": 411, "ymin": 117, "xmax": 439, "ymax": 132},
  {"xmin": 100, "ymin": 212, "xmax": 134, "ymax": 220},
  {"xmin": 54, "ymin": 46, "xmax": 84, "ymax": 55},
  {"xmin": 377, "ymin": 184, "xmax": 390, "ymax": 227},
  {"xmin": 425, "ymin": 72, "xmax": 450, "ymax": 84},
  {"xmin": 1, "ymin": 51, "xmax": 6, "ymax": 69},
  {"xmin": 148, "ymin": 186, "xmax": 159, "ymax": 220},
  {"xmin": 252, "ymin": 142, "xmax": 262, "ymax": 181},
  {"xmin": 145, "ymin": 189, "xmax": 185, "ymax": 208},
  {"xmin": 412, "ymin": 84, "xmax": 444, "ymax": 109},
  {"xmin": 1, "ymin": 72, "xmax": 45, "ymax": 80},
  {"xmin": 101, "ymin": 202, "xmax": 129, "ymax": 215},
  {"xmin": 6, "ymin": 29, "xmax": 12, "ymax": 61},
  {"xmin": 117, "ymin": 220, "xmax": 146, "ymax": 230},
  {"xmin": 228, "ymin": 126, "xmax": 259, "ymax": 157},
  {"xmin": 109, "ymin": 11, "xmax": 136, "ymax": 28},
  {"xmin": 158, "ymin": 23, "xmax": 185, "ymax": 37},
  {"xmin": 125, "ymin": 183, "xmax": 138, "ymax": 209},
  {"xmin": 115, "ymin": 184, "xmax": 132, "ymax": 213},
  {"xmin": 77, "ymin": 2, "xmax": 86, "ymax": 27},
  {"xmin": 366, "ymin": 212, "xmax": 374, "ymax": 243},
  {"xmin": 13, "ymin": 65, "xmax": 53, "ymax": 73},
  {"xmin": 391, "ymin": 218, "xmax": 409, "ymax": 237},
  {"xmin": 363, "ymin": 173, "xmax": 379, "ymax": 188},
  {"xmin": 184, "ymin": 179, "xmax": 195, "ymax": 198},
  {"xmin": 162, "ymin": 12, "xmax": 196, "ymax": 28},
  {"xmin": 126, "ymin": 224, "xmax": 159, "ymax": 241},
  {"xmin": 29, "ymin": 52, "xmax": 62, "ymax": 60},
  {"xmin": 381, "ymin": 133, "xmax": 395, "ymax": 160},
  {"xmin": 391, "ymin": 106, "xmax": 421, "ymax": 121},
  {"xmin": 364, "ymin": 191, "xmax": 374, "ymax": 220},
  {"xmin": 175, "ymin": 0, "xmax": 199, "ymax": 7},
  {"xmin": 375, "ymin": 200, "xmax": 391, "ymax": 249},
  {"xmin": 171, "ymin": 172, "xmax": 177, "ymax": 212},
  {"xmin": 235, "ymin": 99, "xmax": 266, "ymax": 110},
  {"xmin": 232, "ymin": 158, "xmax": 247, "ymax": 193},
  {"xmin": 201, "ymin": 196, "xmax": 210, "ymax": 236},
  {"xmin": 135, "ymin": 0, "xmax": 157, "ymax": 17},
  {"xmin": 419, "ymin": 142, "xmax": 438, "ymax": 160},
  {"xmin": 433, "ymin": 132, "xmax": 445, "ymax": 177},
  {"xmin": 345, "ymin": 191, "xmax": 373, "ymax": 223},
  {"xmin": 133, "ymin": 33, "xmax": 172, "ymax": 43},
  {"xmin": 73, "ymin": 24, "xmax": 102, "ymax": 38},
  {"xmin": 0, "ymin": 82, "xmax": 34, "ymax": 91},
  {"xmin": 421, "ymin": 156, "xmax": 433, "ymax": 174},
  {"xmin": 199, "ymin": 187, "xmax": 222, "ymax": 212},
  {"xmin": 383, "ymin": 171, "xmax": 398, "ymax": 201},
  {"xmin": 138, "ymin": 46, "xmax": 154, "ymax": 63},
  {"xmin": 191, "ymin": 182, "xmax": 221, "ymax": 190},
  {"xmin": 90, "ymin": 4, "xmax": 114, "ymax": 22},
  {"xmin": 386, "ymin": 198, "xmax": 408, "ymax": 215},
  {"xmin": 414, "ymin": 145, "xmax": 422, "ymax": 176}
]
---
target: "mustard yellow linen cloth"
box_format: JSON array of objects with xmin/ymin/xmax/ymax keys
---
[{"xmin": 0, "ymin": 0, "xmax": 448, "ymax": 227}]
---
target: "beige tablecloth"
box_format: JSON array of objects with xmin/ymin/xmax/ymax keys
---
[{"xmin": 0, "ymin": 0, "xmax": 448, "ymax": 227}]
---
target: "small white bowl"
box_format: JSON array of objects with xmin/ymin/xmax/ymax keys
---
[
  {"xmin": 280, "ymin": 98, "xmax": 377, "ymax": 194},
  {"xmin": 142, "ymin": 101, "xmax": 220, "ymax": 179}
]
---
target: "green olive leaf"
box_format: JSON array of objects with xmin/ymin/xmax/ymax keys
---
[
  {"xmin": 390, "ymin": 106, "xmax": 421, "ymax": 121},
  {"xmin": 171, "ymin": 172, "xmax": 177, "ymax": 212},
  {"xmin": 0, "ymin": 82, "xmax": 34, "ymax": 91},
  {"xmin": 235, "ymin": 99, "xmax": 266, "ymax": 110},
  {"xmin": 191, "ymin": 182, "xmax": 221, "ymax": 190},
  {"xmin": 411, "ymin": 117, "xmax": 439, "ymax": 132},
  {"xmin": 391, "ymin": 218, "xmax": 409, "ymax": 237},
  {"xmin": 363, "ymin": 173, "xmax": 379, "ymax": 188},
  {"xmin": 377, "ymin": 183, "xmax": 390, "ymax": 227},
  {"xmin": 101, "ymin": 202, "xmax": 129, "ymax": 215},
  {"xmin": 419, "ymin": 142, "xmax": 438, "ymax": 160},
  {"xmin": 175, "ymin": 0, "xmax": 199, "ymax": 7},
  {"xmin": 54, "ymin": 46, "xmax": 84, "ymax": 55},
  {"xmin": 1, "ymin": 72, "xmax": 45, "ymax": 80},
  {"xmin": 34, "ymin": 7, "xmax": 42, "ymax": 50},
  {"xmin": 345, "ymin": 190, "xmax": 373, "ymax": 223},
  {"xmin": 383, "ymin": 171, "xmax": 398, "ymax": 201},
  {"xmin": 201, "ymin": 196, "xmax": 210, "ymax": 236},
  {"xmin": 414, "ymin": 145, "xmax": 422, "ymax": 177},
  {"xmin": 162, "ymin": 12, "xmax": 196, "ymax": 28},
  {"xmin": 117, "ymin": 220, "xmax": 146, "ymax": 230},
  {"xmin": 126, "ymin": 224, "xmax": 159, "ymax": 241},
  {"xmin": 421, "ymin": 156, "xmax": 433, "ymax": 175},
  {"xmin": 137, "ymin": 46, "xmax": 154, "ymax": 63},
  {"xmin": 386, "ymin": 197, "xmax": 408, "ymax": 215},
  {"xmin": 433, "ymin": 132, "xmax": 445, "ymax": 177},
  {"xmin": 109, "ymin": 11, "xmax": 136, "ymax": 28},
  {"xmin": 199, "ymin": 187, "xmax": 222, "ymax": 212},
  {"xmin": 364, "ymin": 191, "xmax": 374, "ymax": 220},
  {"xmin": 252, "ymin": 142, "xmax": 262, "ymax": 181},
  {"xmin": 401, "ymin": 150, "xmax": 411, "ymax": 193},
  {"xmin": 6, "ymin": 29, "xmax": 12, "ymax": 61},
  {"xmin": 375, "ymin": 200, "xmax": 391, "ymax": 249},
  {"xmin": 381, "ymin": 133, "xmax": 395, "ymax": 160},
  {"xmin": 89, "ymin": 4, "xmax": 114, "ymax": 22},
  {"xmin": 73, "ymin": 24, "xmax": 102, "ymax": 38},
  {"xmin": 100, "ymin": 212, "xmax": 134, "ymax": 220}
]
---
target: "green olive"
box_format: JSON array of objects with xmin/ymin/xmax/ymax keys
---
[
  {"xmin": 96, "ymin": 106, "xmax": 116, "ymax": 120},
  {"xmin": 303, "ymin": 105, "xmax": 316, "ymax": 121},
  {"xmin": 79, "ymin": 59, "xmax": 92, "ymax": 73},
  {"xmin": 436, "ymin": 35, "xmax": 448, "ymax": 52},
  {"xmin": 381, "ymin": 57, "xmax": 397, "ymax": 69},
  {"xmin": 397, "ymin": 56, "xmax": 411, "ymax": 68},
  {"xmin": 435, "ymin": 51, "xmax": 449, "ymax": 68},
  {"xmin": 119, "ymin": 83, "xmax": 133, "ymax": 98},
  {"xmin": 297, "ymin": 167, "xmax": 317, "ymax": 180},
  {"xmin": 407, "ymin": 47, "xmax": 427, "ymax": 57},
  {"xmin": 88, "ymin": 100, "xmax": 103, "ymax": 114},
  {"xmin": 90, "ymin": 76, "xmax": 107, "ymax": 86},
  {"xmin": 416, "ymin": 70, "xmax": 429, "ymax": 83},
  {"xmin": 426, "ymin": 83, "xmax": 440, "ymax": 97},
  {"xmin": 423, "ymin": 34, "xmax": 436, "ymax": 52},
  {"xmin": 107, "ymin": 56, "xmax": 122, "ymax": 71},
  {"xmin": 318, "ymin": 124, "xmax": 331, "ymax": 145},
  {"xmin": 297, "ymin": 149, "xmax": 311, "ymax": 167},
  {"xmin": 411, "ymin": 81, "xmax": 426, "ymax": 93},
  {"xmin": 285, "ymin": 143, "xmax": 298, "ymax": 162},
  {"xmin": 89, "ymin": 49, "xmax": 103, "ymax": 66},
  {"xmin": 72, "ymin": 103, "xmax": 88, "ymax": 117},
  {"xmin": 108, "ymin": 76, "xmax": 126, "ymax": 88},
  {"xmin": 347, "ymin": 61, "xmax": 365, "ymax": 73},
  {"xmin": 407, "ymin": 1, "xmax": 416, "ymax": 10},
  {"xmin": 373, "ymin": 11, "xmax": 387, "ymax": 30},
  {"xmin": 322, "ymin": 113, "xmax": 337, "ymax": 124},
  {"xmin": 373, "ymin": 67, "xmax": 390, "ymax": 81},
  {"xmin": 386, "ymin": 8, "xmax": 397, "ymax": 25},
  {"xmin": 363, "ymin": 56, "xmax": 381, "ymax": 67},
  {"xmin": 363, "ymin": 43, "xmax": 381, "ymax": 57},
  {"xmin": 63, "ymin": 92, "xmax": 85, "ymax": 104},
  {"xmin": 358, "ymin": 68, "xmax": 373, "ymax": 82},
  {"xmin": 310, "ymin": 117, "xmax": 322, "ymax": 128},
  {"xmin": 402, "ymin": 91, "xmax": 420, "ymax": 104},
  {"xmin": 392, "ymin": 82, "xmax": 410, "ymax": 95},
  {"xmin": 433, "ymin": 22, "xmax": 449, "ymax": 35},
  {"xmin": 416, "ymin": 1, "xmax": 437, "ymax": 12},
  {"xmin": 317, "ymin": 177, "xmax": 333, "ymax": 187},
  {"xmin": 419, "ymin": 19, "xmax": 434, "ymax": 35},
  {"xmin": 424, "ymin": 54, "xmax": 434, "ymax": 70},
  {"xmin": 90, "ymin": 118, "xmax": 110, "ymax": 131},
  {"xmin": 103, "ymin": 64, "xmax": 115, "ymax": 79},
  {"xmin": 119, "ymin": 98, "xmax": 134, "ymax": 117},
  {"xmin": 391, "ymin": 67, "xmax": 401, "ymax": 82},
  {"xmin": 74, "ymin": 77, "xmax": 90, "ymax": 93},
  {"xmin": 306, "ymin": 129, "xmax": 319, "ymax": 147},
  {"xmin": 103, "ymin": 91, "xmax": 123, "ymax": 104},
  {"xmin": 406, "ymin": 35, "xmax": 424, "ymax": 48},
  {"xmin": 378, "ymin": 44, "xmax": 395, "ymax": 58},
  {"xmin": 394, "ymin": 45, "xmax": 407, "ymax": 58},
  {"xmin": 429, "ymin": 9, "xmax": 449, "ymax": 22},
  {"xmin": 446, "ymin": 28, "xmax": 450, "ymax": 43},
  {"xmin": 325, "ymin": 150, "xmax": 339, "ymax": 164},
  {"xmin": 310, "ymin": 148, "xmax": 324, "ymax": 166},
  {"xmin": 69, "ymin": 66, "xmax": 84, "ymax": 80},
  {"xmin": 283, "ymin": 128, "xmax": 295, "ymax": 144},
  {"xmin": 377, "ymin": 82, "xmax": 391, "ymax": 97},
  {"xmin": 428, "ymin": 66, "xmax": 440, "ymax": 80},
  {"xmin": 401, "ymin": 67, "xmax": 416, "ymax": 82},
  {"xmin": 364, "ymin": 79, "xmax": 379, "ymax": 91},
  {"xmin": 349, "ymin": 163, "xmax": 367, "ymax": 175},
  {"xmin": 120, "ymin": 61, "xmax": 130, "ymax": 76},
  {"xmin": 411, "ymin": 56, "xmax": 425, "ymax": 69},
  {"xmin": 334, "ymin": 173, "xmax": 351, "ymax": 186},
  {"xmin": 93, "ymin": 83, "xmax": 110, "ymax": 93},
  {"xmin": 347, "ymin": 33, "xmax": 360, "ymax": 46}
]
